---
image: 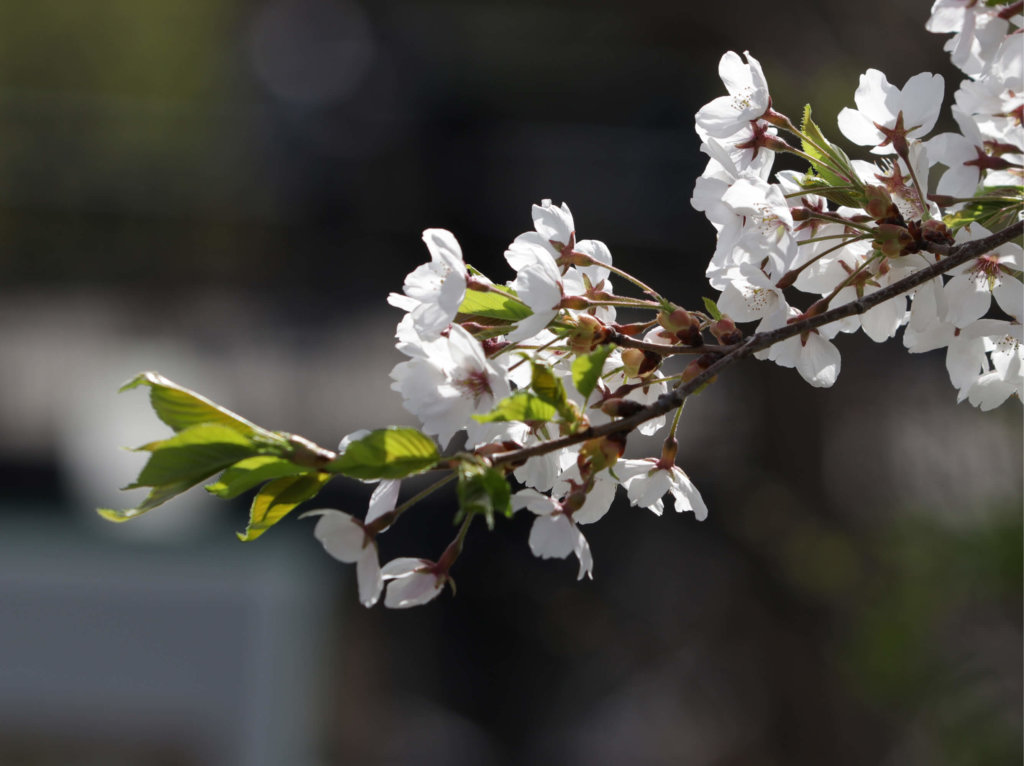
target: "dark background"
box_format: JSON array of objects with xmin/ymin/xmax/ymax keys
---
[{"xmin": 0, "ymin": 2, "xmax": 1020, "ymax": 765}]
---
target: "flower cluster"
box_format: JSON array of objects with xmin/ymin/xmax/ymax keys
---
[
  {"xmin": 103, "ymin": 3, "xmax": 1022, "ymax": 610},
  {"xmin": 298, "ymin": 3, "xmax": 1021, "ymax": 608},
  {"xmin": 691, "ymin": 1, "xmax": 1022, "ymax": 406}
]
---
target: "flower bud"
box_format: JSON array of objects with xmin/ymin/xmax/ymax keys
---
[
  {"xmin": 675, "ymin": 322, "xmax": 703, "ymax": 347},
  {"xmin": 874, "ymin": 223, "xmax": 914, "ymax": 258},
  {"xmin": 578, "ymin": 433, "xmax": 627, "ymax": 473},
  {"xmin": 709, "ymin": 316, "xmax": 742, "ymax": 345},
  {"xmin": 681, "ymin": 354, "xmax": 717, "ymax": 385},
  {"xmin": 621, "ymin": 348, "xmax": 645, "ymax": 378},
  {"xmin": 612, "ymin": 321, "xmax": 651, "ymax": 337},
  {"xmin": 481, "ymin": 337, "xmax": 510, "ymax": 357},
  {"xmin": 567, "ymin": 314, "xmax": 608, "ymax": 355},
  {"xmin": 657, "ymin": 306, "xmax": 692, "ymax": 333},
  {"xmin": 920, "ymin": 219, "xmax": 954, "ymax": 246},
  {"xmin": 658, "ymin": 436, "xmax": 678, "ymax": 468},
  {"xmin": 865, "ymin": 185, "xmax": 898, "ymax": 221},
  {"xmin": 599, "ymin": 397, "xmax": 646, "ymax": 418},
  {"xmin": 560, "ymin": 295, "xmax": 590, "ymax": 311}
]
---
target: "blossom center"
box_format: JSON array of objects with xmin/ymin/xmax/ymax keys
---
[{"xmin": 454, "ymin": 368, "xmax": 493, "ymax": 406}]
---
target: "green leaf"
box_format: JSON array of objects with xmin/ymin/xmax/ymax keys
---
[
  {"xmin": 237, "ymin": 473, "xmax": 331, "ymax": 541},
  {"xmin": 456, "ymin": 286, "xmax": 532, "ymax": 322},
  {"xmin": 472, "ymin": 392, "xmax": 558, "ymax": 424},
  {"xmin": 702, "ymin": 297, "xmax": 723, "ymax": 320},
  {"xmin": 531, "ymin": 360, "xmax": 577, "ymax": 422},
  {"xmin": 326, "ymin": 427, "xmax": 440, "ymax": 480},
  {"xmin": 206, "ymin": 456, "xmax": 314, "ymax": 499},
  {"xmin": 800, "ymin": 104, "xmax": 863, "ymax": 208},
  {"xmin": 571, "ymin": 345, "xmax": 613, "ymax": 402},
  {"xmin": 128, "ymin": 423, "xmax": 260, "ymax": 489},
  {"xmin": 456, "ymin": 462, "xmax": 512, "ymax": 530},
  {"xmin": 98, "ymin": 479, "xmax": 204, "ymax": 523},
  {"xmin": 943, "ymin": 191, "xmax": 1023, "ymax": 233},
  {"xmin": 119, "ymin": 372, "xmax": 284, "ymax": 444}
]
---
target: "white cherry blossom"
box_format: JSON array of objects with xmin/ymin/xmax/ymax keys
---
[
  {"xmin": 390, "ymin": 323, "xmax": 511, "ymax": 445},
  {"xmin": 616, "ymin": 459, "xmax": 708, "ymax": 519},
  {"xmin": 381, "ymin": 558, "xmax": 445, "ymax": 608},
  {"xmin": 754, "ymin": 306, "xmax": 842, "ymax": 388},
  {"xmin": 942, "ymin": 226, "xmax": 1023, "ymax": 326},
  {"xmin": 387, "ymin": 229, "xmax": 468, "ymax": 340},
  {"xmin": 302, "ymin": 509, "xmax": 383, "ymax": 607},
  {"xmin": 837, "ymin": 69, "xmax": 944, "ymax": 154},
  {"xmin": 695, "ymin": 51, "xmax": 771, "ymax": 139}
]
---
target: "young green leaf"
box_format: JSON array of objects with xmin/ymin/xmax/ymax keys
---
[
  {"xmin": 943, "ymin": 192, "xmax": 1023, "ymax": 233},
  {"xmin": 531, "ymin": 360, "xmax": 577, "ymax": 422},
  {"xmin": 326, "ymin": 427, "xmax": 440, "ymax": 480},
  {"xmin": 473, "ymin": 392, "xmax": 558, "ymax": 424},
  {"xmin": 456, "ymin": 286, "xmax": 532, "ymax": 322},
  {"xmin": 206, "ymin": 456, "xmax": 314, "ymax": 499},
  {"xmin": 98, "ymin": 479, "xmax": 207, "ymax": 523},
  {"xmin": 128, "ymin": 423, "xmax": 260, "ymax": 489},
  {"xmin": 456, "ymin": 462, "xmax": 512, "ymax": 530},
  {"xmin": 119, "ymin": 372, "xmax": 285, "ymax": 446},
  {"xmin": 571, "ymin": 344, "xmax": 613, "ymax": 402},
  {"xmin": 237, "ymin": 473, "xmax": 332, "ymax": 541},
  {"xmin": 702, "ymin": 297, "xmax": 723, "ymax": 320},
  {"xmin": 800, "ymin": 104, "xmax": 863, "ymax": 208}
]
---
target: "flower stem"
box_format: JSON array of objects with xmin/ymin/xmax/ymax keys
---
[{"xmin": 602, "ymin": 262, "xmax": 667, "ymax": 303}]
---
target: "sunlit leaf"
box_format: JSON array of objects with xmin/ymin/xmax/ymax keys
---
[
  {"xmin": 571, "ymin": 344, "xmax": 613, "ymax": 402},
  {"xmin": 944, "ymin": 191, "xmax": 1023, "ymax": 233},
  {"xmin": 456, "ymin": 462, "xmax": 512, "ymax": 530},
  {"xmin": 128, "ymin": 423, "xmax": 259, "ymax": 489},
  {"xmin": 119, "ymin": 371, "xmax": 284, "ymax": 445},
  {"xmin": 98, "ymin": 479, "xmax": 202, "ymax": 523},
  {"xmin": 206, "ymin": 456, "xmax": 314, "ymax": 499},
  {"xmin": 702, "ymin": 297, "xmax": 723, "ymax": 320},
  {"xmin": 326, "ymin": 427, "xmax": 440, "ymax": 480},
  {"xmin": 531, "ymin": 360, "xmax": 576, "ymax": 422},
  {"xmin": 801, "ymin": 104, "xmax": 863, "ymax": 208},
  {"xmin": 473, "ymin": 392, "xmax": 558, "ymax": 424},
  {"xmin": 237, "ymin": 473, "xmax": 332, "ymax": 541},
  {"xmin": 456, "ymin": 286, "xmax": 532, "ymax": 322}
]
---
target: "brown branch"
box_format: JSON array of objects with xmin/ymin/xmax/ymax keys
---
[
  {"xmin": 492, "ymin": 219, "xmax": 1023, "ymax": 467},
  {"xmin": 606, "ymin": 333, "xmax": 731, "ymax": 356}
]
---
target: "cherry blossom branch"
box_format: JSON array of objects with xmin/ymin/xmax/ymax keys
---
[{"xmin": 491, "ymin": 219, "xmax": 1023, "ymax": 468}]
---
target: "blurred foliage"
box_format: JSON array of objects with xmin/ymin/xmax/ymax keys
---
[{"xmin": 839, "ymin": 505, "xmax": 1022, "ymax": 764}]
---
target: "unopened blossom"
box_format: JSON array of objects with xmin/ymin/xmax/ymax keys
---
[
  {"xmin": 302, "ymin": 509, "xmax": 383, "ymax": 607},
  {"xmin": 616, "ymin": 459, "xmax": 708, "ymax": 519},
  {"xmin": 380, "ymin": 557, "xmax": 445, "ymax": 608},
  {"xmin": 837, "ymin": 69, "xmax": 944, "ymax": 155},
  {"xmin": 695, "ymin": 51, "xmax": 771, "ymax": 140},
  {"xmin": 387, "ymin": 228, "xmax": 468, "ymax": 340}
]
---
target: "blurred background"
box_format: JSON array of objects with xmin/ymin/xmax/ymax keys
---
[{"xmin": 0, "ymin": 1, "xmax": 1020, "ymax": 764}]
